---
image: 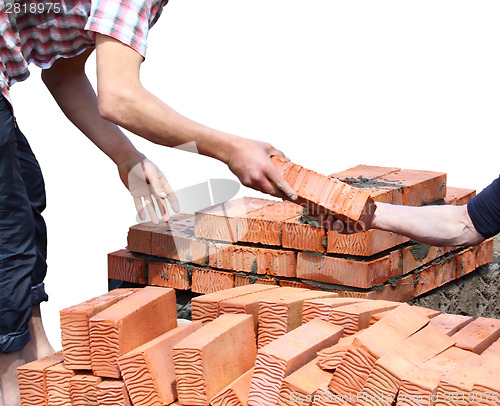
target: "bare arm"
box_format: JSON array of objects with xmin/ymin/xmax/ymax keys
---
[
  {"xmin": 369, "ymin": 202, "xmax": 485, "ymax": 246},
  {"xmin": 94, "ymin": 34, "xmax": 296, "ymax": 199},
  {"xmin": 41, "ymin": 50, "xmax": 178, "ymax": 222}
]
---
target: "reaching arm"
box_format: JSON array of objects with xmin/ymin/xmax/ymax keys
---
[
  {"xmin": 41, "ymin": 50, "xmax": 179, "ymax": 223},
  {"xmin": 94, "ymin": 34, "xmax": 296, "ymax": 200},
  {"xmin": 368, "ymin": 202, "xmax": 485, "ymax": 246}
]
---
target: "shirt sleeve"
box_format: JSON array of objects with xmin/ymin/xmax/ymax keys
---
[
  {"xmin": 85, "ymin": 0, "xmax": 154, "ymax": 57},
  {"xmin": 467, "ymin": 176, "xmax": 500, "ymax": 239}
]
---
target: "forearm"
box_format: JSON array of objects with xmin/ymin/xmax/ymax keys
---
[
  {"xmin": 42, "ymin": 53, "xmax": 144, "ymax": 167},
  {"xmin": 370, "ymin": 203, "xmax": 485, "ymax": 247}
]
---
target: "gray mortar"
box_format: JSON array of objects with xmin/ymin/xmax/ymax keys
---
[
  {"xmin": 408, "ymin": 235, "xmax": 500, "ymax": 318},
  {"xmin": 410, "ymin": 243, "xmax": 431, "ymax": 261}
]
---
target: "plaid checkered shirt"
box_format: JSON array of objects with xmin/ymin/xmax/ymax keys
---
[{"xmin": 0, "ymin": 0, "xmax": 168, "ymax": 103}]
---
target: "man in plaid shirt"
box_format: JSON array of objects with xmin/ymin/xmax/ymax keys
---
[{"xmin": 0, "ymin": 0, "xmax": 297, "ymax": 404}]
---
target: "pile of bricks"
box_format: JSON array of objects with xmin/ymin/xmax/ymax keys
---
[
  {"xmin": 18, "ymin": 285, "xmax": 500, "ymax": 406},
  {"xmin": 111, "ymin": 161, "xmax": 494, "ymax": 301}
]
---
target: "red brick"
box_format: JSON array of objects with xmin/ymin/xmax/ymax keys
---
[
  {"xmin": 191, "ymin": 284, "xmax": 280, "ymax": 323},
  {"xmin": 108, "ymin": 250, "xmax": 147, "ymax": 284},
  {"xmin": 444, "ymin": 186, "xmax": 476, "ymax": 205},
  {"xmin": 359, "ymin": 325, "xmax": 455, "ymax": 406},
  {"xmin": 195, "ymin": 197, "xmax": 276, "ymax": 243},
  {"xmin": 317, "ymin": 332, "xmax": 363, "ymax": 371},
  {"xmin": 89, "ymin": 287, "xmax": 177, "ymax": 378},
  {"xmin": 60, "ymin": 289, "xmax": 137, "ymax": 370},
  {"xmin": 234, "ymin": 274, "xmax": 278, "ymax": 287},
  {"xmin": 271, "ymin": 156, "xmax": 374, "ymax": 221},
  {"xmin": 303, "ymin": 297, "xmax": 368, "ymax": 324},
  {"xmin": 452, "ymin": 316, "xmax": 500, "ymax": 354},
  {"xmin": 191, "ymin": 268, "xmax": 234, "ymax": 294},
  {"xmin": 148, "ymin": 262, "xmax": 191, "ymax": 290},
  {"xmin": 248, "ymin": 319, "xmax": 343, "ymax": 406},
  {"xmin": 127, "ymin": 223, "xmax": 155, "ymax": 255},
  {"xmin": 96, "ymin": 380, "xmax": 132, "ymax": 406},
  {"xmin": 414, "ymin": 253, "xmax": 461, "ymax": 297},
  {"xmin": 46, "ymin": 362, "xmax": 75, "ymax": 406},
  {"xmin": 327, "ymin": 229, "xmax": 409, "ymax": 256},
  {"xmin": 210, "ymin": 368, "xmax": 254, "ymax": 406},
  {"xmin": 258, "ymin": 291, "xmax": 338, "ymax": 348},
  {"xmin": 173, "ymin": 314, "xmax": 257, "ymax": 405},
  {"xmin": 209, "ymin": 243, "xmax": 297, "ymax": 277},
  {"xmin": 475, "ymin": 237, "xmax": 494, "ymax": 268},
  {"xmin": 278, "ymin": 357, "xmax": 333, "ymax": 406},
  {"xmin": 238, "ymin": 201, "xmax": 302, "ymax": 245},
  {"xmin": 329, "ymin": 165, "xmax": 400, "ymax": 184},
  {"xmin": 374, "ymin": 169, "xmax": 447, "ymax": 206},
  {"xmin": 328, "ymin": 300, "xmax": 400, "ymax": 336},
  {"xmin": 329, "ymin": 304, "xmax": 429, "ymax": 397},
  {"xmin": 118, "ymin": 322, "xmax": 202, "ymax": 406},
  {"xmin": 150, "ymin": 222, "xmax": 208, "ymax": 266},
  {"xmin": 17, "ymin": 352, "xmax": 64, "ymax": 406},
  {"xmin": 69, "ymin": 373, "xmax": 103, "ymax": 406},
  {"xmin": 279, "ymin": 280, "xmax": 322, "ymax": 290},
  {"xmin": 297, "ymin": 252, "xmax": 397, "ymax": 289},
  {"xmin": 399, "ymin": 243, "xmax": 454, "ymax": 275},
  {"xmin": 397, "ymin": 347, "xmax": 480, "ymax": 406},
  {"xmin": 282, "ymin": 215, "xmax": 327, "ymax": 253},
  {"xmin": 369, "ymin": 304, "xmax": 439, "ymax": 326},
  {"xmin": 429, "ymin": 313, "xmax": 474, "ymax": 336}
]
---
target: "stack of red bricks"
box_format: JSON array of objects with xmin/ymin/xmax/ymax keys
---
[
  {"xmin": 18, "ymin": 285, "xmax": 500, "ymax": 406},
  {"xmin": 112, "ymin": 159, "xmax": 494, "ymax": 301}
]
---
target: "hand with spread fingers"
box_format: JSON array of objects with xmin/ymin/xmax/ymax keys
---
[{"xmin": 118, "ymin": 158, "xmax": 180, "ymax": 224}]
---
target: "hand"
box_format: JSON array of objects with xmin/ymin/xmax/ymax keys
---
[
  {"xmin": 118, "ymin": 158, "xmax": 180, "ymax": 224},
  {"xmin": 226, "ymin": 138, "xmax": 297, "ymax": 200}
]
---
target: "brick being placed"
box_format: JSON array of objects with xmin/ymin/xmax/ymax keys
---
[
  {"xmin": 148, "ymin": 262, "xmax": 191, "ymax": 290},
  {"xmin": 69, "ymin": 373, "xmax": 103, "ymax": 406},
  {"xmin": 60, "ymin": 288, "xmax": 137, "ymax": 370},
  {"xmin": 17, "ymin": 352, "xmax": 63, "ymax": 406},
  {"xmin": 247, "ymin": 319, "xmax": 343, "ymax": 406},
  {"xmin": 96, "ymin": 380, "xmax": 132, "ymax": 406},
  {"xmin": 195, "ymin": 197, "xmax": 276, "ymax": 243},
  {"xmin": 271, "ymin": 156, "xmax": 375, "ymax": 221},
  {"xmin": 108, "ymin": 250, "xmax": 147, "ymax": 284},
  {"xmin": 173, "ymin": 314, "xmax": 257, "ymax": 406},
  {"xmin": 434, "ymin": 352, "xmax": 500, "ymax": 406},
  {"xmin": 429, "ymin": 313, "xmax": 474, "ymax": 336},
  {"xmin": 451, "ymin": 316, "xmax": 500, "ymax": 354},
  {"xmin": 118, "ymin": 322, "xmax": 202, "ymax": 406},
  {"xmin": 191, "ymin": 284, "xmax": 280, "ymax": 324},
  {"xmin": 328, "ymin": 300, "xmax": 400, "ymax": 336},
  {"xmin": 396, "ymin": 347, "xmax": 479, "ymax": 406},
  {"xmin": 302, "ymin": 297, "xmax": 366, "ymax": 324},
  {"xmin": 257, "ymin": 290, "xmax": 338, "ymax": 348},
  {"xmin": 191, "ymin": 267, "xmax": 235, "ymax": 294},
  {"xmin": 329, "ymin": 304, "xmax": 430, "ymax": 397},
  {"xmin": 358, "ymin": 325, "xmax": 455, "ymax": 406},
  {"xmin": 210, "ymin": 368, "xmax": 254, "ymax": 406},
  {"xmin": 277, "ymin": 358, "xmax": 333, "ymax": 406},
  {"xmin": 89, "ymin": 286, "xmax": 177, "ymax": 378},
  {"xmin": 46, "ymin": 362, "xmax": 75, "ymax": 406},
  {"xmin": 237, "ymin": 200, "xmax": 302, "ymax": 245}
]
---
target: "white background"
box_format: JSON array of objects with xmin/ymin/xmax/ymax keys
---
[{"xmin": 9, "ymin": 0, "xmax": 500, "ymax": 348}]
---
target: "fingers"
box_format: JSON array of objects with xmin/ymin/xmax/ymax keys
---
[
  {"xmin": 160, "ymin": 175, "xmax": 180, "ymax": 213},
  {"xmin": 265, "ymin": 166, "xmax": 297, "ymax": 200},
  {"xmin": 143, "ymin": 194, "xmax": 159, "ymax": 224},
  {"xmin": 134, "ymin": 197, "xmax": 146, "ymax": 221},
  {"xmin": 155, "ymin": 195, "xmax": 170, "ymax": 222},
  {"xmin": 145, "ymin": 161, "xmax": 180, "ymax": 213}
]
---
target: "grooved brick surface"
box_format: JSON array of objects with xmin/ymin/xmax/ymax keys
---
[
  {"xmin": 303, "ymin": 298, "xmax": 368, "ymax": 323},
  {"xmin": 191, "ymin": 268, "xmax": 234, "ymax": 294},
  {"xmin": 118, "ymin": 322, "xmax": 202, "ymax": 406},
  {"xmin": 148, "ymin": 262, "xmax": 191, "ymax": 290},
  {"xmin": 69, "ymin": 373, "xmax": 103, "ymax": 406},
  {"xmin": 46, "ymin": 362, "xmax": 75, "ymax": 406},
  {"xmin": 271, "ymin": 156, "xmax": 374, "ymax": 221},
  {"xmin": 234, "ymin": 274, "xmax": 278, "ymax": 287},
  {"xmin": 17, "ymin": 352, "xmax": 64, "ymax": 406},
  {"xmin": 317, "ymin": 332, "xmax": 363, "ymax": 371},
  {"xmin": 89, "ymin": 287, "xmax": 177, "ymax": 378},
  {"xmin": 173, "ymin": 314, "xmax": 257, "ymax": 406},
  {"xmin": 282, "ymin": 216, "xmax": 327, "ymax": 253},
  {"xmin": 108, "ymin": 250, "xmax": 147, "ymax": 284},
  {"xmin": 210, "ymin": 368, "xmax": 254, "ymax": 406},
  {"xmin": 257, "ymin": 291, "xmax": 338, "ymax": 348},
  {"xmin": 191, "ymin": 284, "xmax": 280, "ymax": 324},
  {"xmin": 451, "ymin": 316, "xmax": 500, "ymax": 354},
  {"xmin": 96, "ymin": 380, "xmax": 132, "ymax": 406},
  {"xmin": 60, "ymin": 289, "xmax": 137, "ymax": 370},
  {"xmin": 248, "ymin": 319, "xmax": 343, "ymax": 406}
]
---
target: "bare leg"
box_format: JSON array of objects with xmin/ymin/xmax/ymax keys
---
[
  {"xmin": 22, "ymin": 305, "xmax": 54, "ymax": 364},
  {"xmin": 0, "ymin": 351, "xmax": 24, "ymax": 406}
]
